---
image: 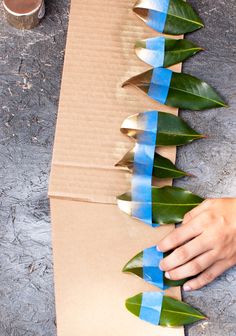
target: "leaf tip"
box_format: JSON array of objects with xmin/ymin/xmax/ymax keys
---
[
  {"xmin": 122, "ymin": 80, "xmax": 129, "ymax": 88},
  {"xmin": 186, "ymin": 172, "xmax": 196, "ymax": 178}
]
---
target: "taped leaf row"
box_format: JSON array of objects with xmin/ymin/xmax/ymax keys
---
[
  {"xmin": 123, "ymin": 68, "xmax": 227, "ymax": 110},
  {"xmin": 118, "ymin": 0, "xmax": 209, "ymax": 328},
  {"xmin": 117, "ymin": 111, "xmax": 201, "ymax": 178},
  {"xmin": 116, "ymin": 114, "xmax": 206, "ymax": 323}
]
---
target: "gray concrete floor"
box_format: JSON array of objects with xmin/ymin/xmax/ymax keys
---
[{"xmin": 0, "ymin": 0, "xmax": 235, "ymax": 335}]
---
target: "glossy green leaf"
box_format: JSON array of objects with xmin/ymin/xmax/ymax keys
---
[
  {"xmin": 167, "ymin": 72, "xmax": 227, "ymax": 110},
  {"xmin": 117, "ymin": 186, "xmax": 204, "ymax": 225},
  {"xmin": 123, "ymin": 69, "xmax": 227, "ymax": 110},
  {"xmin": 153, "ymin": 154, "xmax": 190, "ymax": 178},
  {"xmin": 135, "ymin": 38, "xmax": 203, "ymax": 68},
  {"xmin": 120, "ymin": 111, "xmax": 204, "ymax": 146},
  {"xmin": 164, "ymin": 0, "xmax": 204, "ymax": 35},
  {"xmin": 123, "ymin": 249, "xmax": 188, "ymax": 287},
  {"xmin": 157, "ymin": 112, "xmax": 204, "ymax": 146},
  {"xmin": 160, "ymin": 296, "xmax": 206, "ymax": 326},
  {"xmin": 152, "ymin": 186, "xmax": 204, "ymax": 224},
  {"xmin": 133, "ymin": 0, "xmax": 204, "ymax": 35},
  {"xmin": 116, "ymin": 151, "xmax": 191, "ymax": 179},
  {"xmin": 125, "ymin": 293, "xmax": 206, "ymax": 326},
  {"xmin": 123, "ymin": 251, "xmax": 143, "ymax": 279},
  {"xmin": 164, "ymin": 38, "xmax": 203, "ymax": 67}
]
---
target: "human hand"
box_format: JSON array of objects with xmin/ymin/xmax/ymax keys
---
[{"xmin": 157, "ymin": 198, "xmax": 236, "ymax": 291}]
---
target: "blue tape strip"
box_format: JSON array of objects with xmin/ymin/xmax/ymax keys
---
[
  {"xmin": 143, "ymin": 246, "xmax": 164, "ymax": 289},
  {"xmin": 140, "ymin": 292, "xmax": 164, "ymax": 325},
  {"xmin": 131, "ymin": 111, "xmax": 158, "ymax": 227},
  {"xmin": 144, "ymin": 36, "xmax": 165, "ymax": 68},
  {"xmin": 147, "ymin": 0, "xmax": 170, "ymax": 33},
  {"xmin": 148, "ymin": 68, "xmax": 172, "ymax": 104}
]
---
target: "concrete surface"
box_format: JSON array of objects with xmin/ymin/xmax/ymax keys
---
[{"xmin": 0, "ymin": 0, "xmax": 235, "ymax": 335}]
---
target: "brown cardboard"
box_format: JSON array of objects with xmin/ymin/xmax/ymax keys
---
[{"xmin": 49, "ymin": 0, "xmax": 185, "ymax": 335}]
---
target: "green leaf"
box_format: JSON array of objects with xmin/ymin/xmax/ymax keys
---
[
  {"xmin": 123, "ymin": 69, "xmax": 227, "ymax": 110},
  {"xmin": 157, "ymin": 112, "xmax": 204, "ymax": 146},
  {"xmin": 126, "ymin": 293, "xmax": 142, "ymax": 318},
  {"xmin": 125, "ymin": 293, "xmax": 206, "ymax": 326},
  {"xmin": 123, "ymin": 251, "xmax": 143, "ymax": 279},
  {"xmin": 164, "ymin": 38, "xmax": 203, "ymax": 67},
  {"xmin": 116, "ymin": 151, "xmax": 190, "ymax": 179},
  {"xmin": 123, "ymin": 249, "xmax": 188, "ymax": 287},
  {"xmin": 120, "ymin": 111, "xmax": 204, "ymax": 146},
  {"xmin": 135, "ymin": 38, "xmax": 203, "ymax": 68},
  {"xmin": 167, "ymin": 72, "xmax": 227, "ymax": 110},
  {"xmin": 117, "ymin": 186, "xmax": 204, "ymax": 225},
  {"xmin": 133, "ymin": 0, "xmax": 204, "ymax": 35},
  {"xmin": 152, "ymin": 186, "xmax": 204, "ymax": 224},
  {"xmin": 164, "ymin": 0, "xmax": 204, "ymax": 35},
  {"xmin": 160, "ymin": 296, "xmax": 206, "ymax": 326},
  {"xmin": 153, "ymin": 154, "xmax": 190, "ymax": 178}
]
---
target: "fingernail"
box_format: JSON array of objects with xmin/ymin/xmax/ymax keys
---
[
  {"xmin": 159, "ymin": 263, "xmax": 163, "ymax": 271},
  {"xmin": 156, "ymin": 245, "xmax": 161, "ymax": 252},
  {"xmin": 165, "ymin": 272, "xmax": 171, "ymax": 279},
  {"xmin": 183, "ymin": 284, "xmax": 192, "ymax": 292}
]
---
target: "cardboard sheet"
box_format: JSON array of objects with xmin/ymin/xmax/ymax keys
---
[{"xmin": 49, "ymin": 0, "xmax": 184, "ymax": 335}]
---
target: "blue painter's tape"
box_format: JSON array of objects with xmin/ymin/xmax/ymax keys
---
[
  {"xmin": 146, "ymin": 0, "xmax": 170, "ymax": 33},
  {"xmin": 140, "ymin": 292, "xmax": 164, "ymax": 325},
  {"xmin": 144, "ymin": 36, "xmax": 165, "ymax": 68},
  {"xmin": 143, "ymin": 246, "xmax": 164, "ymax": 289},
  {"xmin": 131, "ymin": 111, "xmax": 158, "ymax": 227},
  {"xmin": 148, "ymin": 68, "xmax": 172, "ymax": 104}
]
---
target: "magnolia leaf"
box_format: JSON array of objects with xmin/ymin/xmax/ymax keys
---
[
  {"xmin": 123, "ymin": 249, "xmax": 187, "ymax": 288},
  {"xmin": 126, "ymin": 293, "xmax": 206, "ymax": 326},
  {"xmin": 123, "ymin": 69, "xmax": 227, "ymax": 110},
  {"xmin": 153, "ymin": 154, "xmax": 191, "ymax": 178},
  {"xmin": 133, "ymin": 0, "xmax": 204, "ymax": 35},
  {"xmin": 117, "ymin": 186, "xmax": 204, "ymax": 225},
  {"xmin": 135, "ymin": 37, "xmax": 203, "ymax": 68},
  {"xmin": 156, "ymin": 112, "xmax": 204, "ymax": 145},
  {"xmin": 120, "ymin": 111, "xmax": 204, "ymax": 146},
  {"xmin": 152, "ymin": 186, "xmax": 204, "ymax": 224},
  {"xmin": 116, "ymin": 151, "xmax": 190, "ymax": 179},
  {"xmin": 160, "ymin": 296, "xmax": 207, "ymax": 327}
]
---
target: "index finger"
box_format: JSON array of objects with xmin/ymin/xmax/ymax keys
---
[{"xmin": 156, "ymin": 218, "xmax": 202, "ymax": 252}]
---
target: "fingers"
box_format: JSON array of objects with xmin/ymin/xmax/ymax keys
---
[
  {"xmin": 164, "ymin": 250, "xmax": 216, "ymax": 281},
  {"xmin": 156, "ymin": 226, "xmax": 197, "ymax": 253},
  {"xmin": 160, "ymin": 235, "xmax": 210, "ymax": 272},
  {"xmin": 157, "ymin": 211, "xmax": 208, "ymax": 253},
  {"xmin": 182, "ymin": 199, "xmax": 213, "ymax": 225},
  {"xmin": 183, "ymin": 260, "xmax": 232, "ymax": 291}
]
